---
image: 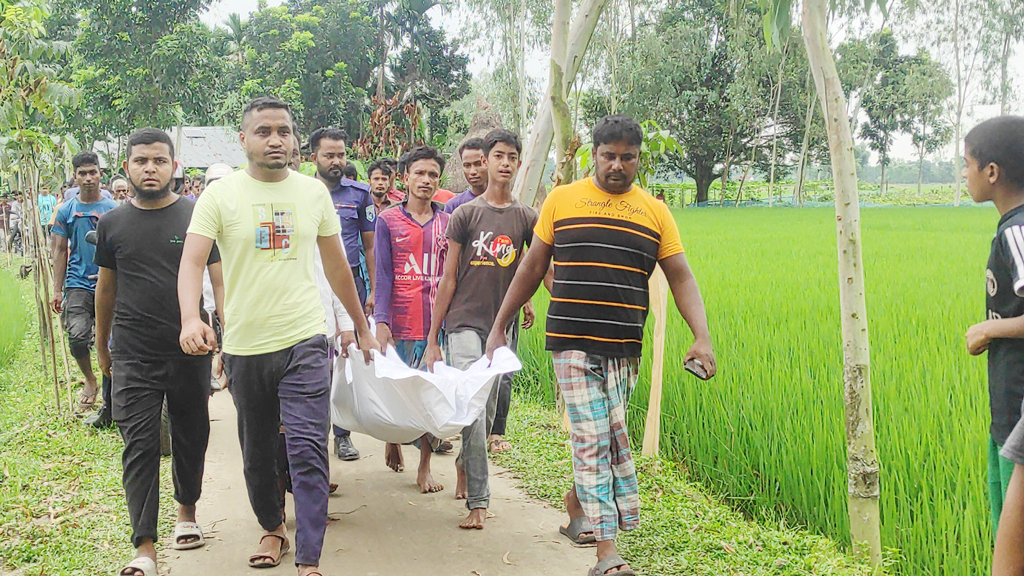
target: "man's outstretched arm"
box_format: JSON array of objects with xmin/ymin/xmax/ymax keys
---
[
  {"xmin": 658, "ymin": 252, "xmax": 716, "ymax": 378},
  {"xmin": 485, "ymin": 235, "xmax": 552, "ymax": 358},
  {"xmin": 422, "ymin": 241, "xmax": 463, "ymax": 371},
  {"xmin": 94, "ymin": 267, "xmax": 117, "ymax": 377},
  {"xmin": 178, "ymin": 234, "xmax": 217, "ymax": 355}
]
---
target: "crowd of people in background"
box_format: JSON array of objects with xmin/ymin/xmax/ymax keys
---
[
  {"xmin": 9, "ymin": 95, "xmax": 1024, "ymax": 576},
  {"xmin": 23, "ymin": 95, "xmax": 720, "ymax": 576}
]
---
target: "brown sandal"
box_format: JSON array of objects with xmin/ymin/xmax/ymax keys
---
[{"xmin": 248, "ymin": 533, "xmax": 290, "ymax": 568}]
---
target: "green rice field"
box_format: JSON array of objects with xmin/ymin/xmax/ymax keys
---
[
  {"xmin": 0, "ymin": 267, "xmax": 28, "ymax": 366},
  {"xmin": 516, "ymin": 206, "xmax": 995, "ymax": 575}
]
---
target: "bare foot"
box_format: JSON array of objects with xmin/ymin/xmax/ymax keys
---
[
  {"xmin": 455, "ymin": 463, "xmax": 467, "ymax": 500},
  {"xmin": 385, "ymin": 442, "xmax": 404, "ymax": 472},
  {"xmin": 417, "ymin": 468, "xmax": 444, "ymax": 493},
  {"xmin": 459, "ymin": 508, "xmax": 487, "ymax": 529}
]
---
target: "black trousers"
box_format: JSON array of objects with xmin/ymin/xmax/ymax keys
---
[
  {"xmin": 222, "ymin": 335, "xmax": 332, "ymax": 566},
  {"xmin": 112, "ymin": 356, "xmax": 211, "ymax": 548}
]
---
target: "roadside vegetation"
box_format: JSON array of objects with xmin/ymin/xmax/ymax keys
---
[
  {"xmin": 495, "ymin": 399, "xmax": 881, "ymax": 574},
  {"xmin": 517, "ymin": 206, "xmax": 993, "ymax": 575},
  {"xmin": 0, "ymin": 266, "xmax": 172, "ymax": 575}
]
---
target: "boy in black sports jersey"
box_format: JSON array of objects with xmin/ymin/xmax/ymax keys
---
[{"xmin": 963, "ymin": 115, "xmax": 1024, "ymax": 538}]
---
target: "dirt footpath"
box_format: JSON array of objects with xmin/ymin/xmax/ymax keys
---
[{"xmin": 160, "ymin": 391, "xmax": 594, "ymax": 576}]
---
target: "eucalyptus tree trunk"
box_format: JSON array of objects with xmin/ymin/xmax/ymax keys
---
[
  {"xmin": 999, "ymin": 30, "xmax": 1011, "ymax": 115},
  {"xmin": 514, "ymin": 0, "xmax": 610, "ymax": 206},
  {"xmin": 794, "ymin": 86, "xmax": 815, "ymax": 206},
  {"xmin": 952, "ymin": 0, "xmax": 964, "ymax": 207},
  {"xmin": 768, "ymin": 45, "xmax": 787, "ymax": 207},
  {"xmin": 550, "ymin": 0, "xmax": 574, "ymax": 187},
  {"xmin": 802, "ymin": 0, "xmax": 882, "ymax": 567}
]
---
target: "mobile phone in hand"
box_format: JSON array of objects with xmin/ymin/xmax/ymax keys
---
[{"xmin": 684, "ymin": 358, "xmax": 710, "ymax": 381}]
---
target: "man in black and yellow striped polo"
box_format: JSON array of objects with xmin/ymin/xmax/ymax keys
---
[{"xmin": 484, "ymin": 114, "xmax": 717, "ymax": 576}]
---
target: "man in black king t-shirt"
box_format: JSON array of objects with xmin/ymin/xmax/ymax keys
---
[
  {"xmin": 964, "ymin": 116, "xmax": 1024, "ymax": 539},
  {"xmin": 94, "ymin": 128, "xmax": 224, "ymax": 576}
]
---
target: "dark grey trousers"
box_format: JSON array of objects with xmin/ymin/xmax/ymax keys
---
[
  {"xmin": 222, "ymin": 335, "xmax": 331, "ymax": 567},
  {"xmin": 490, "ymin": 321, "xmax": 519, "ymax": 437},
  {"xmin": 112, "ymin": 356, "xmax": 211, "ymax": 548}
]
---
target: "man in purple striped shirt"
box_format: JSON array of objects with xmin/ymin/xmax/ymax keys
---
[
  {"xmin": 374, "ymin": 146, "xmax": 451, "ymax": 492},
  {"xmin": 444, "ymin": 138, "xmax": 487, "ymax": 214}
]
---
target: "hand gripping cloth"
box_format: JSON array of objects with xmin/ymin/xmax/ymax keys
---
[{"xmin": 330, "ymin": 344, "xmax": 522, "ymax": 444}]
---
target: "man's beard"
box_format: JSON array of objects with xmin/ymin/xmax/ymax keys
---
[
  {"xmin": 372, "ymin": 189, "xmax": 387, "ymax": 199},
  {"xmin": 131, "ymin": 182, "xmax": 171, "ymax": 201},
  {"xmin": 317, "ymin": 165, "xmax": 342, "ymax": 184}
]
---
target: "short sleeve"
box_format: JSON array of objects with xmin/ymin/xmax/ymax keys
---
[
  {"xmin": 655, "ymin": 201, "xmax": 684, "ymax": 260},
  {"xmin": 94, "ymin": 218, "xmax": 116, "ymax": 270},
  {"xmin": 360, "ymin": 192, "xmax": 376, "ymax": 232},
  {"xmin": 207, "ymin": 243, "xmax": 221, "ymax": 266},
  {"xmin": 534, "ymin": 190, "xmax": 557, "ymax": 246},
  {"xmin": 524, "ymin": 206, "xmax": 539, "ymax": 247},
  {"xmin": 187, "ymin": 187, "xmax": 222, "ymax": 240},
  {"xmin": 317, "ymin": 187, "xmax": 343, "ymax": 237},
  {"xmin": 446, "ymin": 207, "xmax": 469, "ymax": 246},
  {"xmin": 1002, "ymin": 414, "xmax": 1024, "ymax": 466},
  {"xmin": 1001, "ymin": 225, "xmax": 1024, "ymax": 296},
  {"xmin": 51, "ymin": 203, "xmax": 70, "ymax": 238}
]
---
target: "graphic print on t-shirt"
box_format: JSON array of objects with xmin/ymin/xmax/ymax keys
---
[
  {"xmin": 470, "ymin": 231, "xmax": 517, "ymax": 268},
  {"xmin": 252, "ymin": 203, "xmax": 296, "ymax": 262}
]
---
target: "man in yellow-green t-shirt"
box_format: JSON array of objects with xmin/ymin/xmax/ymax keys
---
[{"xmin": 177, "ymin": 96, "xmax": 380, "ymax": 576}]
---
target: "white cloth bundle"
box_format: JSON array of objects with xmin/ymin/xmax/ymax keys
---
[{"xmin": 330, "ymin": 344, "xmax": 522, "ymax": 444}]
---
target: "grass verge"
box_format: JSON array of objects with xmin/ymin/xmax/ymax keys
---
[
  {"xmin": 0, "ymin": 268, "xmax": 174, "ymax": 575},
  {"xmin": 494, "ymin": 396, "xmax": 890, "ymax": 575}
]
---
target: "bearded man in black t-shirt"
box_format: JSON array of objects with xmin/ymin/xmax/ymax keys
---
[{"xmin": 94, "ymin": 128, "xmax": 225, "ymax": 576}]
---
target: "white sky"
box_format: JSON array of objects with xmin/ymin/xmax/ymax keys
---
[{"xmin": 201, "ymin": 0, "xmax": 1022, "ymax": 163}]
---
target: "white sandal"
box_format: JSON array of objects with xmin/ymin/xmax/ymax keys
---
[
  {"xmin": 118, "ymin": 556, "xmax": 157, "ymax": 576},
  {"xmin": 171, "ymin": 521, "xmax": 206, "ymax": 550}
]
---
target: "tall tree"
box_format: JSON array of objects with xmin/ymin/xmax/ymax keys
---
[
  {"xmin": 56, "ymin": 0, "xmax": 224, "ymax": 146},
  {"xmin": 458, "ymin": 0, "xmax": 552, "ymax": 134},
  {"xmin": 990, "ymin": 0, "xmax": 1023, "ymax": 115},
  {"xmin": 849, "ymin": 30, "xmax": 904, "ymax": 194},
  {"xmin": 901, "ymin": 50, "xmax": 953, "ymax": 193},
  {"xmin": 621, "ymin": 0, "xmax": 796, "ymax": 204},
  {"xmin": 765, "ymin": 0, "xmax": 884, "ymax": 565},
  {"xmin": 223, "ymin": 2, "xmax": 376, "ymax": 135},
  {"xmin": 905, "ymin": 0, "xmax": 999, "ymax": 205},
  {"xmin": 513, "ymin": 0, "xmax": 610, "ymax": 206}
]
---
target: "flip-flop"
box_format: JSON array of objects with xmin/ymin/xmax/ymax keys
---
[
  {"xmin": 249, "ymin": 533, "xmax": 290, "ymax": 568},
  {"xmin": 171, "ymin": 521, "xmax": 205, "ymax": 550},
  {"xmin": 589, "ymin": 554, "xmax": 635, "ymax": 576},
  {"xmin": 488, "ymin": 437, "xmax": 512, "ymax": 453},
  {"xmin": 77, "ymin": 389, "xmax": 98, "ymax": 412},
  {"xmin": 118, "ymin": 556, "xmax": 157, "ymax": 576},
  {"xmin": 560, "ymin": 516, "xmax": 597, "ymax": 545}
]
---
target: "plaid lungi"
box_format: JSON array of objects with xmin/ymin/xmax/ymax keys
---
[{"xmin": 553, "ymin": 350, "xmax": 641, "ymax": 541}]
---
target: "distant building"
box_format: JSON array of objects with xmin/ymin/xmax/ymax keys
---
[{"xmin": 94, "ymin": 126, "xmax": 247, "ymax": 170}]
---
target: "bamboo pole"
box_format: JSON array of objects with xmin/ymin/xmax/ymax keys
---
[
  {"xmin": 22, "ymin": 152, "xmax": 63, "ymax": 413},
  {"xmin": 642, "ymin": 266, "xmax": 669, "ymax": 457}
]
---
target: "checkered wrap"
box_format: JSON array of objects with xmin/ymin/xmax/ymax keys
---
[{"xmin": 553, "ymin": 350, "xmax": 641, "ymax": 541}]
